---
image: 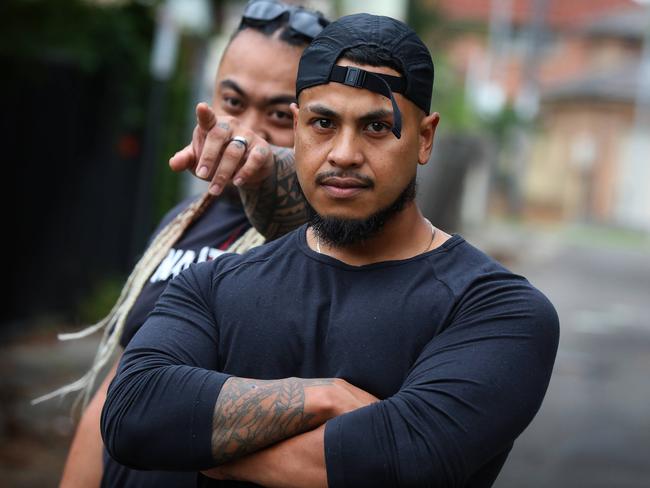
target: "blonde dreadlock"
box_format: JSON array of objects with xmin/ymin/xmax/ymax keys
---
[{"xmin": 32, "ymin": 192, "xmax": 265, "ymax": 412}]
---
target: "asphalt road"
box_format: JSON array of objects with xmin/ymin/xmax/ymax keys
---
[{"xmin": 470, "ymin": 225, "xmax": 650, "ymax": 488}]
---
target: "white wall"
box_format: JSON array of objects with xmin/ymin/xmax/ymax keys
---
[
  {"xmin": 341, "ymin": 0, "xmax": 407, "ymax": 20},
  {"xmin": 615, "ymin": 130, "xmax": 650, "ymax": 232}
]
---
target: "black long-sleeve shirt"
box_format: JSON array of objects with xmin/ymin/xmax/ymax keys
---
[{"xmin": 102, "ymin": 227, "xmax": 559, "ymax": 487}]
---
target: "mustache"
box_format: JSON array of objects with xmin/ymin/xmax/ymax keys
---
[{"xmin": 315, "ymin": 171, "xmax": 375, "ymax": 188}]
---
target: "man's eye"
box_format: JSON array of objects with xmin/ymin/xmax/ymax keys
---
[
  {"xmin": 314, "ymin": 119, "xmax": 333, "ymax": 129},
  {"xmin": 270, "ymin": 110, "xmax": 293, "ymax": 123},
  {"xmin": 222, "ymin": 97, "xmax": 243, "ymax": 110},
  {"xmin": 366, "ymin": 121, "xmax": 390, "ymax": 133}
]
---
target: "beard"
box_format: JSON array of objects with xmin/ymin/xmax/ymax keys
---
[{"xmin": 306, "ymin": 176, "xmax": 417, "ymax": 247}]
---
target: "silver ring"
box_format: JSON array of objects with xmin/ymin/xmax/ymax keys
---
[{"xmin": 229, "ymin": 136, "xmax": 249, "ymax": 152}]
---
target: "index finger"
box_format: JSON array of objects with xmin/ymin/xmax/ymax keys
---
[{"xmin": 196, "ymin": 102, "xmax": 216, "ymax": 132}]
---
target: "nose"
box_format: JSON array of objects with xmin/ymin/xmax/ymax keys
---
[
  {"xmin": 238, "ymin": 109, "xmax": 270, "ymax": 142},
  {"xmin": 327, "ymin": 128, "xmax": 363, "ymax": 169}
]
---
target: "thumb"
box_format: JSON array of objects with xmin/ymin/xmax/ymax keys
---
[{"xmin": 169, "ymin": 144, "xmax": 196, "ymax": 173}]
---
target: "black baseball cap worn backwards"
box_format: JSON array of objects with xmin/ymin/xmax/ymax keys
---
[{"xmin": 296, "ymin": 13, "xmax": 434, "ymax": 139}]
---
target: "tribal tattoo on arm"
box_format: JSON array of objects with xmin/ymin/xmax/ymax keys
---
[
  {"xmin": 239, "ymin": 147, "xmax": 308, "ymax": 240},
  {"xmin": 211, "ymin": 377, "xmax": 333, "ymax": 465}
]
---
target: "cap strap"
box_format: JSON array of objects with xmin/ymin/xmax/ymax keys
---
[{"xmin": 329, "ymin": 65, "xmax": 404, "ymax": 138}]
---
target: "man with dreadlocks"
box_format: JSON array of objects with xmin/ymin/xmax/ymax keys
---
[
  {"xmin": 38, "ymin": 2, "xmax": 329, "ymax": 487},
  {"xmin": 102, "ymin": 12, "xmax": 559, "ymax": 488}
]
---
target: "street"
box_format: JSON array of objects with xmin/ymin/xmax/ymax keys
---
[{"xmin": 470, "ymin": 224, "xmax": 650, "ymax": 488}]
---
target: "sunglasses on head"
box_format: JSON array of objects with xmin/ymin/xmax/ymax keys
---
[{"xmin": 242, "ymin": 0, "xmax": 329, "ymax": 40}]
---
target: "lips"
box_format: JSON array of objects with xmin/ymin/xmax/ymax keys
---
[
  {"xmin": 319, "ymin": 176, "xmax": 371, "ymax": 199},
  {"xmin": 314, "ymin": 171, "xmax": 374, "ymax": 200},
  {"xmin": 320, "ymin": 177, "xmax": 370, "ymax": 188},
  {"xmin": 320, "ymin": 177, "xmax": 370, "ymax": 199}
]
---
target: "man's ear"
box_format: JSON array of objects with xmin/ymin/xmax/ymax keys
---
[{"xmin": 418, "ymin": 112, "xmax": 440, "ymax": 165}]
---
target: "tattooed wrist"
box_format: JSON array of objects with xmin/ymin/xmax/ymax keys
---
[
  {"xmin": 240, "ymin": 147, "xmax": 308, "ymax": 240},
  {"xmin": 211, "ymin": 377, "xmax": 334, "ymax": 464}
]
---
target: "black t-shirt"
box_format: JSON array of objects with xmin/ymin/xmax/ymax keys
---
[
  {"xmin": 103, "ymin": 226, "xmax": 559, "ymax": 487},
  {"xmin": 120, "ymin": 195, "xmax": 251, "ymax": 348},
  {"xmin": 103, "ymin": 194, "xmax": 250, "ymax": 488}
]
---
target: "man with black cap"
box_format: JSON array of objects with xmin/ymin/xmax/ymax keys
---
[{"xmin": 102, "ymin": 13, "xmax": 559, "ymax": 487}]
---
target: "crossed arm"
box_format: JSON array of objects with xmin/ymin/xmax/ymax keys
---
[
  {"xmin": 102, "ymin": 367, "xmax": 377, "ymax": 485},
  {"xmin": 205, "ymin": 377, "xmax": 378, "ymax": 487},
  {"xmin": 210, "ymin": 377, "xmax": 335, "ymax": 465},
  {"xmin": 204, "ymin": 425, "xmax": 328, "ymax": 487}
]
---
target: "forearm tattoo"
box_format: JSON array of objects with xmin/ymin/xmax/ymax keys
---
[
  {"xmin": 240, "ymin": 147, "xmax": 308, "ymax": 240},
  {"xmin": 211, "ymin": 377, "xmax": 333, "ymax": 464}
]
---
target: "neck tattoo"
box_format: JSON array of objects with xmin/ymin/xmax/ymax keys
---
[{"xmin": 314, "ymin": 218, "xmax": 436, "ymax": 255}]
